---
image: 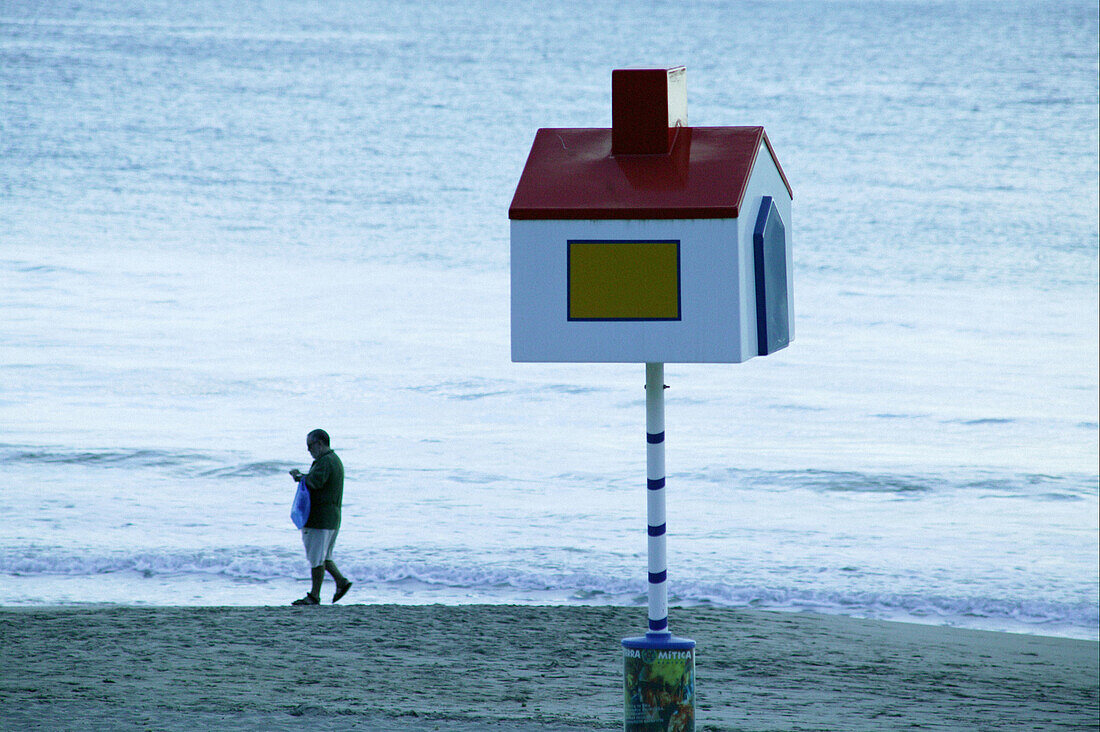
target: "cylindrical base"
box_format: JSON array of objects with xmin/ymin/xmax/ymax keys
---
[{"xmin": 622, "ymin": 632, "xmax": 696, "ymax": 732}]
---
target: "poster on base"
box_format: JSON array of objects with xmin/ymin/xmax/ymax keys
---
[{"xmin": 624, "ymin": 646, "xmax": 694, "ymax": 732}]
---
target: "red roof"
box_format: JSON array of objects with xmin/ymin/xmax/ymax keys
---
[{"xmin": 508, "ymin": 126, "xmax": 792, "ymax": 221}]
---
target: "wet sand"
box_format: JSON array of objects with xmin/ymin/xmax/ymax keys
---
[{"xmin": 1, "ymin": 604, "xmax": 1096, "ymax": 730}]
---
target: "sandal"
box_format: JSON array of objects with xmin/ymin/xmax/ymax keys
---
[
  {"xmin": 292, "ymin": 593, "xmax": 319, "ymax": 606},
  {"xmin": 332, "ymin": 581, "xmax": 353, "ymax": 604}
]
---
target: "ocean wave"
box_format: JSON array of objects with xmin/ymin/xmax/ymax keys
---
[
  {"xmin": 5, "ymin": 261, "xmax": 92, "ymax": 276},
  {"xmin": 6, "ymin": 443, "xmax": 1095, "ymax": 500},
  {"xmin": 199, "ymin": 462, "xmax": 294, "ymax": 479},
  {"xmin": 403, "ymin": 378, "xmax": 607, "ymax": 401},
  {"xmin": 669, "ymin": 582, "xmax": 1100, "ymax": 635},
  {"xmin": 3, "ymin": 546, "xmax": 1095, "ymax": 638},
  {"xmin": 2, "ymin": 546, "xmax": 304, "ymax": 580},
  {"xmin": 404, "ymin": 378, "xmax": 516, "ymax": 401},
  {"xmin": 685, "ymin": 467, "xmax": 942, "ymax": 494},
  {"xmin": 683, "ymin": 466, "xmax": 1099, "ymax": 499},
  {"xmin": 0, "ymin": 446, "xmax": 211, "ymax": 470},
  {"xmin": 0, "ymin": 444, "xmax": 292, "ymax": 480}
]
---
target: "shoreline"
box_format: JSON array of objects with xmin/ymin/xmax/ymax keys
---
[
  {"xmin": 2, "ymin": 604, "xmax": 1097, "ymax": 730},
  {"xmin": 3, "ymin": 595, "xmax": 1095, "ymax": 643}
]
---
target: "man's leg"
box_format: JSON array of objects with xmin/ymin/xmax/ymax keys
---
[
  {"xmin": 326, "ymin": 558, "xmax": 352, "ymax": 602},
  {"xmin": 324, "ymin": 560, "xmax": 347, "ymax": 586},
  {"xmin": 310, "ymin": 565, "xmax": 325, "ymax": 599},
  {"xmin": 322, "ymin": 529, "xmax": 351, "ymax": 602},
  {"xmin": 294, "ymin": 530, "xmax": 324, "ymax": 604}
]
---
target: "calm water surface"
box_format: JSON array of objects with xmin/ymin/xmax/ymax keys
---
[{"xmin": 1, "ymin": 0, "xmax": 1097, "ymax": 639}]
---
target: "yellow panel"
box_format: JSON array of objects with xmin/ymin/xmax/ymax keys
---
[{"xmin": 568, "ymin": 241, "xmax": 680, "ymax": 321}]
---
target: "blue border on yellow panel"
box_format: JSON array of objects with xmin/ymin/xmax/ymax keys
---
[{"xmin": 566, "ymin": 239, "xmax": 682, "ymax": 322}]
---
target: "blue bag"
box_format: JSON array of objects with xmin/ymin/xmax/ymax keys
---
[{"xmin": 291, "ymin": 478, "xmax": 310, "ymax": 529}]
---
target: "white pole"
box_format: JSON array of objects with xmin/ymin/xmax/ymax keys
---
[{"xmin": 645, "ymin": 362, "xmax": 668, "ymax": 634}]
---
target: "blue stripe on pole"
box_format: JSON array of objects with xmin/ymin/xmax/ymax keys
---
[
  {"xmin": 649, "ymin": 570, "xmax": 667, "ymax": 584},
  {"xmin": 647, "ymin": 523, "xmax": 666, "ymax": 537},
  {"xmin": 647, "ymin": 431, "xmax": 665, "ymax": 444},
  {"xmin": 647, "ymin": 478, "xmax": 665, "ymax": 490},
  {"xmin": 649, "ymin": 617, "xmax": 669, "ymax": 631}
]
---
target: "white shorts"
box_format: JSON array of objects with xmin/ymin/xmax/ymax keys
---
[{"xmin": 301, "ymin": 528, "xmax": 339, "ymax": 567}]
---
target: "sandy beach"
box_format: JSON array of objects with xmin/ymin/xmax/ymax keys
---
[{"xmin": 0, "ymin": 604, "xmax": 1096, "ymax": 731}]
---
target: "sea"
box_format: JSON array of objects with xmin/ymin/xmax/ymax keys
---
[{"xmin": 1, "ymin": 0, "xmax": 1097, "ymax": 641}]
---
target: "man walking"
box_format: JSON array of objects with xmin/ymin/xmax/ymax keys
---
[{"xmin": 289, "ymin": 429, "xmax": 352, "ymax": 605}]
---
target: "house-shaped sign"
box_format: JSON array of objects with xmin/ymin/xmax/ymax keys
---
[{"xmin": 509, "ymin": 67, "xmax": 793, "ymax": 363}]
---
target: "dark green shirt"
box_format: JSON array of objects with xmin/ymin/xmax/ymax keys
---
[{"xmin": 303, "ymin": 449, "xmax": 344, "ymax": 530}]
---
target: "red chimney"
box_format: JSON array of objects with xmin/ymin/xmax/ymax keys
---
[{"xmin": 611, "ymin": 67, "xmax": 688, "ymax": 155}]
